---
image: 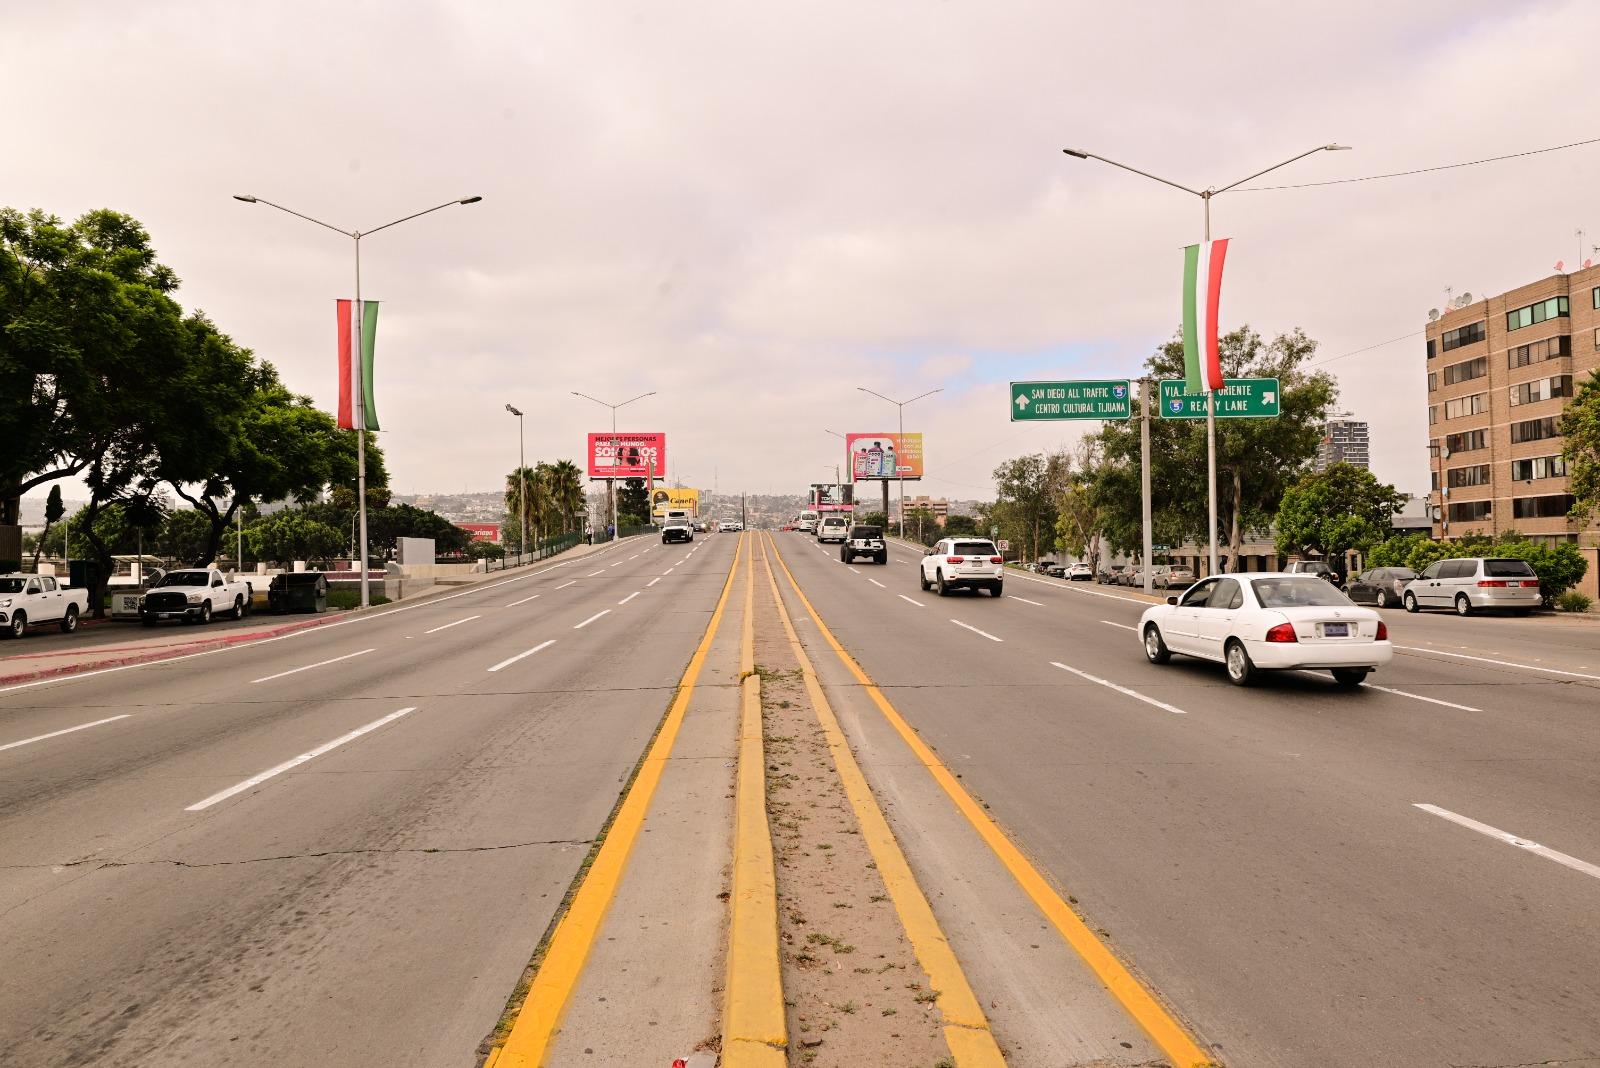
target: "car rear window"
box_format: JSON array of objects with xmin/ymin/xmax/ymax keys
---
[
  {"xmin": 953, "ymin": 541, "xmax": 997, "ymax": 556},
  {"xmin": 849, "ymin": 526, "xmax": 882, "ymax": 538},
  {"xmin": 1484, "ymin": 558, "xmax": 1537, "ymax": 578},
  {"xmin": 1251, "ymin": 577, "xmax": 1354, "ymax": 608}
]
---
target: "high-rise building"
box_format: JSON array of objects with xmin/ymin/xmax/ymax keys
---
[
  {"xmin": 1424, "ymin": 267, "xmax": 1600, "ymax": 546},
  {"xmin": 1316, "ymin": 419, "xmax": 1370, "ymax": 470}
]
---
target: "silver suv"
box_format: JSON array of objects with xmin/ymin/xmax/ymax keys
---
[
  {"xmin": 817, "ymin": 515, "xmax": 850, "ymax": 543},
  {"xmin": 1403, "ymin": 557, "xmax": 1540, "ymax": 616}
]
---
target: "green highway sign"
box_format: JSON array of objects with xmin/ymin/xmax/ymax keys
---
[
  {"xmin": 1158, "ymin": 378, "xmax": 1281, "ymax": 419},
  {"xmin": 1011, "ymin": 380, "xmax": 1132, "ymax": 421}
]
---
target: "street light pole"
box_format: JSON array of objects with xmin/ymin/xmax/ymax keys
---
[
  {"xmin": 505, "ymin": 404, "xmax": 527, "ymax": 561},
  {"xmin": 572, "ymin": 390, "xmax": 657, "ymax": 541},
  {"xmin": 233, "ymin": 192, "xmax": 483, "ymax": 607},
  {"xmin": 1062, "ymin": 144, "xmax": 1349, "ymax": 576},
  {"xmin": 855, "ymin": 387, "xmax": 942, "ymax": 540}
]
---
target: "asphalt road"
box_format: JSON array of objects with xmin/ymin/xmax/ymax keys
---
[
  {"xmin": 774, "ymin": 532, "xmax": 1600, "ymax": 1068},
  {"xmin": 0, "ymin": 532, "xmax": 740, "ymax": 1067}
]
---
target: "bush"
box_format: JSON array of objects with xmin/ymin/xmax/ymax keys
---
[
  {"xmin": 1557, "ymin": 589, "xmax": 1593, "ymax": 613},
  {"xmin": 326, "ymin": 589, "xmax": 390, "ymax": 610}
]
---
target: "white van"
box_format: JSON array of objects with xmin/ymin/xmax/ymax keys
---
[{"xmin": 797, "ymin": 510, "xmax": 820, "ymax": 534}]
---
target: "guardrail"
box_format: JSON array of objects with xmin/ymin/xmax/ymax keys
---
[{"xmin": 480, "ymin": 531, "xmax": 583, "ymax": 572}]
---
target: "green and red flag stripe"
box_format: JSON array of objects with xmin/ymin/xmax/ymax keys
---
[
  {"xmin": 1181, "ymin": 238, "xmax": 1229, "ymax": 394},
  {"xmin": 336, "ymin": 299, "xmax": 380, "ymax": 431}
]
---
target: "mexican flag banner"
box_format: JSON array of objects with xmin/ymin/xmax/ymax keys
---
[
  {"xmin": 1181, "ymin": 238, "xmax": 1229, "ymax": 394},
  {"xmin": 336, "ymin": 299, "xmax": 381, "ymax": 431}
]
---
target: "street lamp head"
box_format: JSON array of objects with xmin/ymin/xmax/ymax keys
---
[
  {"xmin": 232, "ymin": 194, "xmax": 258, "ymax": 203},
  {"xmin": 1061, "ymin": 148, "xmax": 1090, "ymax": 159},
  {"xmin": 505, "ymin": 403, "xmax": 522, "ymax": 416},
  {"xmin": 459, "ymin": 195, "xmax": 484, "ymax": 205},
  {"xmin": 1324, "ymin": 144, "xmax": 1353, "ymax": 151}
]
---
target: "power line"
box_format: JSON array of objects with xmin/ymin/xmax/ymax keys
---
[
  {"xmin": 1234, "ymin": 135, "xmax": 1600, "ymax": 192},
  {"xmin": 1309, "ymin": 329, "xmax": 1423, "ymax": 368}
]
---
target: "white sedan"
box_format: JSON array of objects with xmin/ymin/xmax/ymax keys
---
[{"xmin": 1138, "ymin": 572, "xmax": 1392, "ymax": 688}]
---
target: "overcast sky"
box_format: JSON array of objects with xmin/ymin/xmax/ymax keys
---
[{"xmin": 9, "ymin": 1, "xmax": 1599, "ymax": 507}]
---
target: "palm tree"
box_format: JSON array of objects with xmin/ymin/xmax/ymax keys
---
[
  {"xmin": 548, "ymin": 459, "xmax": 585, "ymax": 533},
  {"xmin": 505, "ymin": 465, "xmax": 538, "ymax": 550}
]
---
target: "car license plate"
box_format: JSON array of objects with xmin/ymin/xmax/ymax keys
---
[{"xmin": 1322, "ymin": 623, "xmax": 1349, "ymax": 638}]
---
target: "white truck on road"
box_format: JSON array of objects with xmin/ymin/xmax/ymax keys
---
[
  {"xmin": 139, "ymin": 568, "xmax": 253, "ymax": 626},
  {"xmin": 0, "ymin": 574, "xmax": 91, "ymax": 638}
]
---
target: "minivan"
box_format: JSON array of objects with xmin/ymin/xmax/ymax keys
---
[{"xmin": 1402, "ymin": 557, "xmax": 1541, "ymax": 616}]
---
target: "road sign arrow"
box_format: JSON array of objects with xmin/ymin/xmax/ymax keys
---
[{"xmin": 1015, "ymin": 393, "xmax": 1029, "ymax": 410}]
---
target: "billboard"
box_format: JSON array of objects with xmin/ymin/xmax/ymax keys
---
[
  {"xmin": 587, "ymin": 432, "xmax": 666, "ymax": 479},
  {"xmin": 810, "ymin": 483, "xmax": 855, "ymax": 512},
  {"xmin": 457, "ymin": 523, "xmax": 501, "ymax": 544},
  {"xmin": 651, "ymin": 487, "xmax": 700, "ymax": 519},
  {"xmin": 846, "ymin": 433, "xmax": 923, "ymax": 481}
]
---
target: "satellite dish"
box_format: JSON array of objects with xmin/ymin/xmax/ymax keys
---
[
  {"xmin": 1459, "ymin": 292, "xmax": 1472, "ymax": 304},
  {"xmin": 1428, "ymin": 309, "xmax": 1440, "ymax": 321}
]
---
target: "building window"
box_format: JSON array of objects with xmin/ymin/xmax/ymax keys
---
[
  {"xmin": 1427, "ymin": 371, "xmax": 1438, "ymax": 391},
  {"xmin": 1509, "ymin": 416, "xmax": 1561, "ymax": 443},
  {"xmin": 1445, "ymin": 429, "xmax": 1488, "ymax": 453},
  {"xmin": 1509, "ymin": 375, "xmax": 1573, "ymax": 406},
  {"xmin": 1511, "ymin": 494, "xmax": 1575, "ymax": 520},
  {"xmin": 1443, "ymin": 393, "xmax": 1487, "ymax": 419},
  {"xmin": 1431, "ymin": 470, "xmax": 1441, "ymax": 491},
  {"xmin": 1443, "ymin": 356, "xmax": 1488, "ymax": 385},
  {"xmin": 1593, "ymin": 286, "xmax": 1599, "ymax": 310},
  {"xmin": 1427, "ymin": 338, "xmax": 1437, "ymax": 359},
  {"xmin": 1510, "ymin": 455, "xmax": 1568, "ymax": 481},
  {"xmin": 1508, "ymin": 335, "xmax": 1570, "ymax": 368},
  {"xmin": 1441, "ymin": 322, "xmax": 1485, "ymax": 351},
  {"xmin": 1448, "ymin": 500, "xmax": 1493, "ymax": 523},
  {"xmin": 1428, "ymin": 405, "xmax": 1438, "ymax": 425},
  {"xmin": 1447, "ymin": 464, "xmax": 1491, "ymax": 488},
  {"xmin": 1506, "ymin": 295, "xmax": 1569, "ymax": 332}
]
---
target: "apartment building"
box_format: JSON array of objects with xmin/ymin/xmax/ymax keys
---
[
  {"xmin": 1424, "ymin": 266, "xmax": 1600, "ymax": 546},
  {"xmin": 1315, "ymin": 419, "xmax": 1371, "ymax": 470}
]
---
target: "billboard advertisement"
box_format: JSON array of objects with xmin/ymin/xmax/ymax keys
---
[
  {"xmin": 810, "ymin": 484, "xmax": 855, "ymax": 512},
  {"xmin": 587, "ymin": 432, "xmax": 666, "ymax": 479},
  {"xmin": 457, "ymin": 523, "xmax": 502, "ymax": 543},
  {"xmin": 846, "ymin": 433, "xmax": 923, "ymax": 481},
  {"xmin": 651, "ymin": 487, "xmax": 700, "ymax": 519}
]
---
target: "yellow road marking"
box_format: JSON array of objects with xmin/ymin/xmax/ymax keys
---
[
  {"xmin": 723, "ymin": 537, "xmax": 787, "ymax": 1066},
  {"xmin": 758, "ymin": 535, "xmax": 1006, "ymax": 1068},
  {"xmin": 490, "ymin": 535, "xmax": 744, "ymax": 1067},
  {"xmin": 767, "ymin": 535, "xmax": 1218, "ymax": 1068}
]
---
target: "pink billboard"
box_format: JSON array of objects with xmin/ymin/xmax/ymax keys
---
[{"xmin": 587, "ymin": 432, "xmax": 666, "ymax": 479}]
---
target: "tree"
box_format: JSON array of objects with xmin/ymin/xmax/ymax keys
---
[
  {"xmin": 466, "ymin": 540, "xmax": 505, "ymax": 561},
  {"xmin": 942, "ymin": 514, "xmax": 980, "ymax": 538},
  {"xmin": 1274, "ymin": 463, "xmax": 1405, "ymax": 563},
  {"xmin": 365, "ymin": 503, "xmax": 471, "ymax": 558},
  {"xmin": 244, "ymin": 511, "xmax": 346, "ymax": 565},
  {"xmin": 905, "ymin": 505, "xmax": 938, "ymax": 544},
  {"xmin": 991, "ymin": 451, "xmax": 1069, "ymax": 563},
  {"xmin": 156, "ymin": 508, "xmax": 213, "ymax": 564},
  {"xmin": 29, "ymin": 485, "xmax": 64, "ymax": 570},
  {"xmin": 1055, "ymin": 441, "xmax": 1110, "ymax": 566},
  {"xmin": 547, "ymin": 460, "xmax": 586, "ymax": 533},
  {"xmin": 617, "ymin": 478, "xmax": 650, "ymax": 526},
  {"xmin": 1562, "ymin": 368, "xmax": 1600, "ymax": 526}
]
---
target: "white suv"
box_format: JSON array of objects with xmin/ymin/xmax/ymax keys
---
[
  {"xmin": 817, "ymin": 515, "xmax": 849, "ymax": 543},
  {"xmin": 919, "ymin": 538, "xmax": 1004, "ymax": 597}
]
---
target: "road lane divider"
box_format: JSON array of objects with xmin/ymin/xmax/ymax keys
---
[
  {"xmin": 646, "ymin": 577, "xmax": 662, "ymax": 587},
  {"xmin": 1395, "ymin": 645, "xmax": 1600, "ymax": 683},
  {"xmin": 618, "ymin": 591, "xmax": 641, "ymax": 605},
  {"xmin": 1414, "ymin": 803, "xmax": 1600, "ymax": 882},
  {"xmin": 586, "ymin": 570, "xmax": 607, "ymax": 577},
  {"xmin": 1010, "ymin": 596, "xmax": 1044, "ymax": 606},
  {"xmin": 487, "ymin": 534, "xmax": 744, "ymax": 1068},
  {"xmin": 573, "ymin": 610, "xmax": 611, "ymax": 630},
  {"xmin": 867, "ymin": 577, "xmax": 886, "ymax": 588},
  {"xmin": 723, "ymin": 536, "xmax": 787, "ymax": 1068},
  {"xmin": 555, "ymin": 580, "xmax": 577, "ymax": 590},
  {"xmin": 1101, "ymin": 620, "xmax": 1136, "ymax": 631},
  {"xmin": 758, "ymin": 536, "xmax": 1004, "ymax": 1068},
  {"xmin": 1289, "ymin": 670, "xmax": 1482, "ymax": 711},
  {"xmin": 487, "ymin": 640, "xmax": 557, "ymax": 673},
  {"xmin": 424, "ymin": 615, "xmax": 480, "ymax": 635},
  {"xmin": 249, "ymin": 648, "xmax": 374, "ymax": 684},
  {"xmin": 184, "ymin": 707, "xmax": 416, "ymax": 812},
  {"xmin": 950, "ymin": 619, "xmax": 1004, "ymax": 642},
  {"xmin": 505, "ymin": 594, "xmax": 541, "ymax": 607},
  {"xmin": 1052, "ymin": 662, "xmax": 1188, "ymax": 715},
  {"xmin": 768, "ymin": 536, "xmax": 1216, "ymax": 1068},
  {"xmin": 898, "ymin": 594, "xmax": 925, "ymax": 607},
  {"xmin": 0, "ymin": 714, "xmax": 130, "ymax": 753}
]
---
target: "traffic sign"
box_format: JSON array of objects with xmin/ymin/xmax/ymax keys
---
[
  {"xmin": 1158, "ymin": 378, "xmax": 1280, "ymax": 419},
  {"xmin": 1011, "ymin": 380, "xmax": 1132, "ymax": 421},
  {"xmin": 997, "ymin": 539, "xmax": 1011, "ymax": 552}
]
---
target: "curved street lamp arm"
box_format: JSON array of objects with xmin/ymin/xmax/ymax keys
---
[
  {"xmin": 240, "ymin": 197, "xmax": 355, "ymax": 238},
  {"xmin": 571, "ymin": 391, "xmax": 612, "ymax": 409},
  {"xmin": 1061, "ymin": 150, "xmax": 1203, "ymax": 198},
  {"xmin": 855, "ymin": 385, "xmax": 899, "ymax": 407},
  {"xmin": 363, "ymin": 196, "xmax": 482, "ymax": 238},
  {"xmin": 903, "ymin": 387, "xmax": 944, "ymax": 406},
  {"xmin": 615, "ymin": 390, "xmax": 657, "ymax": 410},
  {"xmin": 1214, "ymin": 145, "xmax": 1348, "ymax": 195}
]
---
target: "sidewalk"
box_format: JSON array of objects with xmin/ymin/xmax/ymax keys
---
[{"xmin": 0, "ymin": 538, "xmax": 626, "ymax": 688}]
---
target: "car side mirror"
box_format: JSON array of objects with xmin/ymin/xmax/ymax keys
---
[{"xmin": 1166, "ymin": 596, "xmax": 1178, "ymax": 605}]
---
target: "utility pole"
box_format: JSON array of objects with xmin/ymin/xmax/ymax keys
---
[{"xmin": 1140, "ymin": 378, "xmax": 1154, "ymax": 596}]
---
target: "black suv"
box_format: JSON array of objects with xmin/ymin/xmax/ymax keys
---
[{"xmin": 840, "ymin": 525, "xmax": 887, "ymax": 564}]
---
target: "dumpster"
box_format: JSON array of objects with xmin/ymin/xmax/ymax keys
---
[{"xmin": 268, "ymin": 571, "xmax": 328, "ymax": 613}]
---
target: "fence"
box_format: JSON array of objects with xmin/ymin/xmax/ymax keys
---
[
  {"xmin": 587, "ymin": 523, "xmax": 656, "ymax": 546},
  {"xmin": 480, "ymin": 531, "xmax": 584, "ymax": 572}
]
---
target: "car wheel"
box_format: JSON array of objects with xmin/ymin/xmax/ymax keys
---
[
  {"xmin": 199, "ymin": 601, "xmax": 212, "ymax": 625},
  {"xmin": 4, "ymin": 613, "xmax": 25, "ymax": 639},
  {"xmin": 1331, "ymin": 668, "xmax": 1368, "ymax": 688},
  {"xmin": 232, "ymin": 595, "xmax": 245, "ymax": 620},
  {"xmin": 1143, "ymin": 624, "xmax": 1171, "ymax": 664},
  {"xmin": 989, "ymin": 583, "xmax": 1003, "ymax": 598},
  {"xmin": 1224, "ymin": 640, "xmax": 1256, "ymax": 686},
  {"xmin": 1403, "ymin": 591, "xmax": 1420, "ymax": 613},
  {"xmin": 1454, "ymin": 594, "xmax": 1472, "ymax": 617},
  {"xmin": 1375, "ymin": 589, "xmax": 1390, "ymax": 609},
  {"xmin": 918, "ymin": 568, "xmax": 931, "ymax": 592},
  {"xmin": 875, "ymin": 553, "xmax": 886, "ymax": 565},
  {"xmin": 936, "ymin": 570, "xmax": 950, "ymax": 597},
  {"xmin": 60, "ymin": 606, "xmax": 78, "ymax": 634},
  {"xmin": 142, "ymin": 616, "xmax": 157, "ymax": 627}
]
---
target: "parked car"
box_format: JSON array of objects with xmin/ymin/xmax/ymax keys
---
[
  {"xmin": 1140, "ymin": 572, "xmax": 1392, "ymax": 687},
  {"xmin": 1402, "ymin": 557, "xmax": 1541, "ymax": 616},
  {"xmin": 817, "ymin": 515, "xmax": 850, "ymax": 543},
  {"xmin": 1344, "ymin": 566, "xmax": 1417, "ymax": 608},
  {"xmin": 1066, "ymin": 562, "xmax": 1094, "ymax": 581},
  {"xmin": 1154, "ymin": 565, "xmax": 1194, "ymax": 590},
  {"xmin": 1284, "ymin": 560, "xmax": 1338, "ymax": 583},
  {"xmin": 841, "ymin": 524, "xmax": 887, "ymax": 564},
  {"xmin": 0, "ymin": 573, "xmax": 90, "ymax": 638},
  {"xmin": 1122, "ymin": 566, "xmax": 1144, "ymax": 588},
  {"xmin": 1097, "ymin": 564, "xmax": 1127, "ymax": 585},
  {"xmin": 140, "ymin": 568, "xmax": 253, "ymax": 626},
  {"xmin": 919, "ymin": 538, "xmax": 1004, "ymax": 597}
]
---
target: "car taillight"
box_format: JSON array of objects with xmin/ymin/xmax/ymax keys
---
[
  {"xmin": 1478, "ymin": 580, "xmax": 1507, "ymax": 588},
  {"xmin": 948, "ymin": 556, "xmax": 965, "ymax": 563},
  {"xmin": 1376, "ymin": 621, "xmax": 1388, "ymax": 641},
  {"xmin": 989, "ymin": 556, "xmax": 1003, "ymax": 564},
  {"xmin": 1265, "ymin": 622, "xmax": 1298, "ymax": 643}
]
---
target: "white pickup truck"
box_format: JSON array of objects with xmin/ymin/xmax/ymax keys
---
[
  {"xmin": 0, "ymin": 573, "xmax": 91, "ymax": 638},
  {"xmin": 139, "ymin": 568, "xmax": 253, "ymax": 626}
]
